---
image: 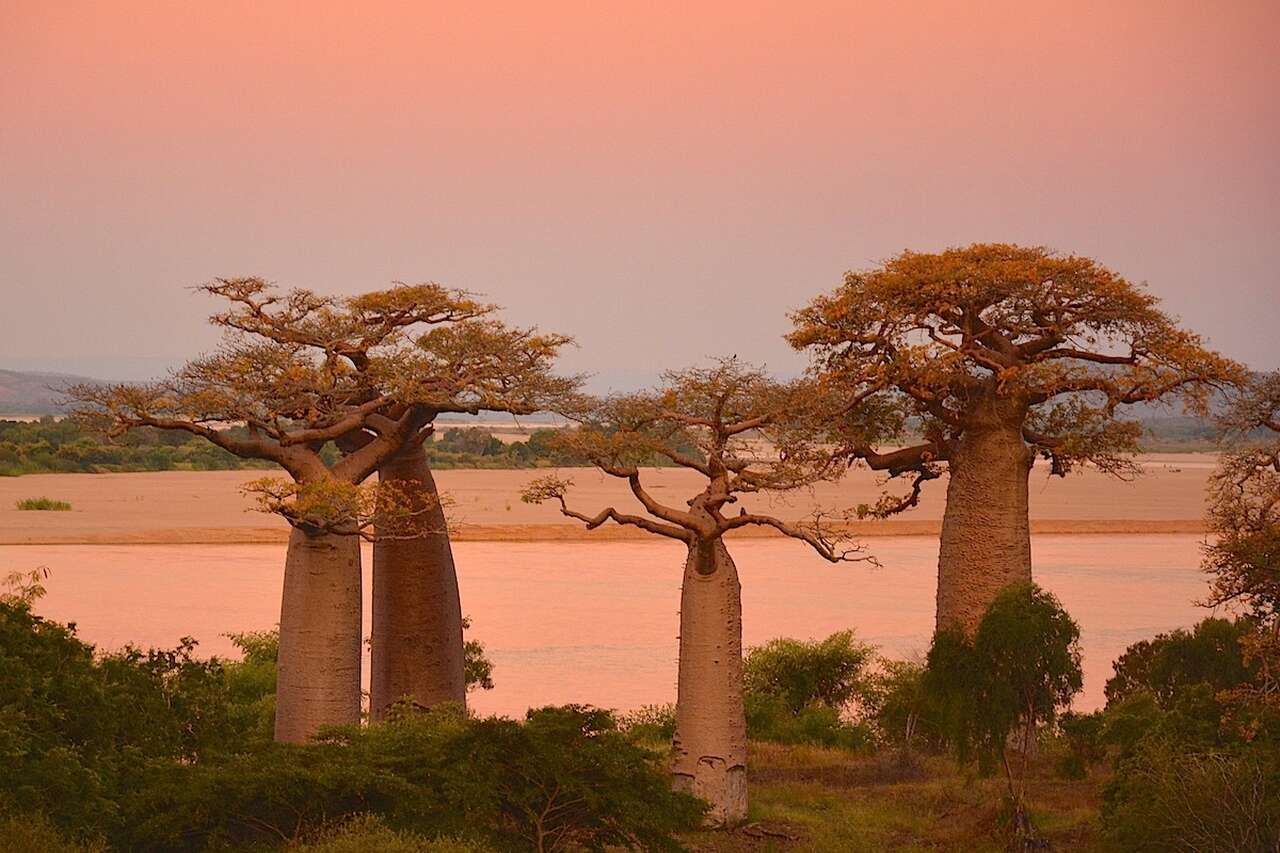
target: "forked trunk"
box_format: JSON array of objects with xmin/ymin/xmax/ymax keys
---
[
  {"xmin": 274, "ymin": 526, "xmax": 362, "ymax": 743},
  {"xmin": 671, "ymin": 536, "xmax": 748, "ymax": 826},
  {"xmin": 369, "ymin": 441, "xmax": 466, "ymax": 719},
  {"xmin": 936, "ymin": 416, "xmax": 1034, "ymax": 634}
]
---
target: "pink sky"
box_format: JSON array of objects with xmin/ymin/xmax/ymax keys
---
[{"xmin": 2, "ymin": 1, "xmax": 1277, "ymax": 384}]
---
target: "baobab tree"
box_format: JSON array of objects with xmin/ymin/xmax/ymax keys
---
[
  {"xmin": 73, "ymin": 280, "xmax": 574, "ymax": 741},
  {"xmin": 522, "ymin": 359, "xmax": 871, "ymax": 825},
  {"xmin": 200, "ymin": 280, "xmax": 575, "ymax": 720},
  {"xmin": 1205, "ymin": 372, "xmax": 1280, "ymax": 715},
  {"xmin": 72, "ymin": 339, "xmax": 423, "ymax": 742},
  {"xmin": 789, "ymin": 244, "xmax": 1243, "ymax": 633}
]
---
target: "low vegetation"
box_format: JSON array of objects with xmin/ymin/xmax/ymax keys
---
[
  {"xmin": 14, "ymin": 496, "xmax": 71, "ymax": 510},
  {"xmin": 0, "ymin": 588, "xmax": 701, "ymax": 852},
  {"xmin": 3, "ymin": 574, "xmax": 1278, "ymax": 851}
]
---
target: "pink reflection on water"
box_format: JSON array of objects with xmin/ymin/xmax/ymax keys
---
[{"xmin": 2, "ymin": 534, "xmax": 1211, "ymax": 715}]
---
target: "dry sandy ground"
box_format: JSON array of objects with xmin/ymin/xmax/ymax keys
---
[{"xmin": 0, "ymin": 454, "xmax": 1215, "ymax": 545}]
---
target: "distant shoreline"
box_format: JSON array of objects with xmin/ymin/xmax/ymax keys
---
[
  {"xmin": 0, "ymin": 461, "xmax": 1214, "ymax": 546},
  {"xmin": 0, "ymin": 518, "xmax": 1206, "ymax": 546}
]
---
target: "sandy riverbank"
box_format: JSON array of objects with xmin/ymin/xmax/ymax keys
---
[{"xmin": 0, "ymin": 454, "xmax": 1215, "ymax": 545}]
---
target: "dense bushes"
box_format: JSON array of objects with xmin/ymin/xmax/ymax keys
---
[
  {"xmin": 1094, "ymin": 616, "xmax": 1280, "ymax": 849},
  {"xmin": 117, "ymin": 706, "xmax": 702, "ymax": 852},
  {"xmin": 741, "ymin": 630, "xmax": 877, "ymax": 749},
  {"xmin": 1104, "ymin": 616, "xmax": 1256, "ymax": 708},
  {"xmin": 1104, "ymin": 740, "xmax": 1280, "ymax": 852},
  {"xmin": 0, "ymin": 597, "xmax": 701, "ymax": 851},
  {"xmin": 744, "ymin": 630, "xmax": 874, "ymax": 714}
]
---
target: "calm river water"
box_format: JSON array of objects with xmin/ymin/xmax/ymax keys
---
[{"xmin": 1, "ymin": 534, "xmax": 1216, "ymax": 714}]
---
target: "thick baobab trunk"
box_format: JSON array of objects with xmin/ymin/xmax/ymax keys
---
[
  {"xmin": 274, "ymin": 527, "xmax": 363, "ymax": 743},
  {"xmin": 672, "ymin": 536, "xmax": 748, "ymax": 826},
  {"xmin": 936, "ymin": 417, "xmax": 1035, "ymax": 634},
  {"xmin": 369, "ymin": 441, "xmax": 466, "ymax": 719}
]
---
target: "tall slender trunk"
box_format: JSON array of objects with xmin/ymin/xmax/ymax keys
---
[
  {"xmin": 274, "ymin": 526, "xmax": 362, "ymax": 743},
  {"xmin": 671, "ymin": 536, "xmax": 748, "ymax": 826},
  {"xmin": 369, "ymin": 440, "xmax": 466, "ymax": 720},
  {"xmin": 936, "ymin": 415, "xmax": 1034, "ymax": 634}
]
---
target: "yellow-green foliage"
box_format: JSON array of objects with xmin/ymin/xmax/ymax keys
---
[
  {"xmin": 680, "ymin": 741, "xmax": 1102, "ymax": 852},
  {"xmin": 298, "ymin": 815, "xmax": 492, "ymax": 853},
  {"xmin": 0, "ymin": 814, "xmax": 106, "ymax": 853},
  {"xmin": 15, "ymin": 497, "xmax": 71, "ymax": 511}
]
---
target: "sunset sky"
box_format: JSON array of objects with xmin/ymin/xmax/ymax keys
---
[{"xmin": 2, "ymin": 1, "xmax": 1277, "ymax": 387}]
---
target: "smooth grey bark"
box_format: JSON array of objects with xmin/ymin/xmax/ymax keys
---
[
  {"xmin": 936, "ymin": 413, "xmax": 1035, "ymax": 634},
  {"xmin": 671, "ymin": 536, "xmax": 748, "ymax": 826},
  {"xmin": 369, "ymin": 441, "xmax": 466, "ymax": 719},
  {"xmin": 274, "ymin": 527, "xmax": 363, "ymax": 743}
]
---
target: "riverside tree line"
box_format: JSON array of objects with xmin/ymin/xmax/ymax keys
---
[{"xmin": 33, "ymin": 243, "xmax": 1274, "ymax": 843}]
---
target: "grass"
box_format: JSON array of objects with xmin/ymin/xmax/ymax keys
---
[
  {"xmin": 15, "ymin": 497, "xmax": 72, "ymax": 511},
  {"xmin": 681, "ymin": 742, "xmax": 1103, "ymax": 852}
]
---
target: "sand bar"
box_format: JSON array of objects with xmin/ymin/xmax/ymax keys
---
[{"xmin": 0, "ymin": 453, "xmax": 1215, "ymax": 545}]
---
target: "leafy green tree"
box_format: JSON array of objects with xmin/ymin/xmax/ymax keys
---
[
  {"xmin": 1104, "ymin": 617, "xmax": 1255, "ymax": 709},
  {"xmin": 923, "ymin": 582, "xmax": 1082, "ymax": 841}
]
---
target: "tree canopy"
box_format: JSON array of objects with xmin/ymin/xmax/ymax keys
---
[
  {"xmin": 523, "ymin": 358, "xmax": 868, "ymax": 559},
  {"xmin": 71, "ymin": 278, "xmax": 576, "ymax": 530},
  {"xmin": 788, "ymin": 243, "xmax": 1244, "ymax": 486}
]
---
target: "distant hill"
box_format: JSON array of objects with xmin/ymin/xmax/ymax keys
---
[{"xmin": 0, "ymin": 369, "xmax": 98, "ymax": 415}]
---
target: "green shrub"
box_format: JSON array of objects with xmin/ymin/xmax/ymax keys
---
[
  {"xmin": 440, "ymin": 705, "xmax": 704, "ymax": 851},
  {"xmin": 1105, "ymin": 617, "xmax": 1255, "ymax": 709},
  {"xmin": 0, "ymin": 597, "xmax": 261, "ymax": 835},
  {"xmin": 299, "ymin": 815, "xmax": 492, "ymax": 852},
  {"xmin": 0, "ymin": 814, "xmax": 106, "ymax": 853},
  {"xmin": 1053, "ymin": 710, "xmax": 1105, "ymax": 779},
  {"xmin": 744, "ymin": 630, "xmax": 875, "ymax": 714},
  {"xmin": 744, "ymin": 692, "xmax": 873, "ymax": 750},
  {"xmin": 861, "ymin": 658, "xmax": 944, "ymax": 753},
  {"xmin": 1, "ymin": 593, "xmax": 698, "ymax": 852},
  {"xmin": 617, "ymin": 703, "xmax": 676, "ymax": 742},
  {"xmin": 119, "ymin": 706, "xmax": 704, "ymax": 852},
  {"xmin": 739, "ymin": 630, "xmax": 877, "ymax": 750},
  {"xmin": 461, "ymin": 616, "xmax": 494, "ymax": 692},
  {"xmin": 1103, "ymin": 739, "xmax": 1280, "ymax": 852},
  {"xmin": 14, "ymin": 497, "xmax": 71, "ymax": 511}
]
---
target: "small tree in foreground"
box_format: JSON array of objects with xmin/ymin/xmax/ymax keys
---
[
  {"xmin": 789, "ymin": 244, "xmax": 1244, "ymax": 633},
  {"xmin": 923, "ymin": 582, "xmax": 1082, "ymax": 843},
  {"xmin": 523, "ymin": 359, "xmax": 875, "ymax": 825}
]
